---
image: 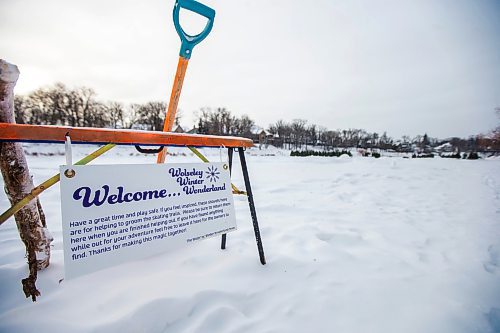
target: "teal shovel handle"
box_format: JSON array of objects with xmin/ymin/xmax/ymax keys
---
[{"xmin": 173, "ymin": 0, "xmax": 215, "ymax": 59}]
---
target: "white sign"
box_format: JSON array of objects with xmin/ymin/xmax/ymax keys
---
[{"xmin": 60, "ymin": 162, "xmax": 237, "ymax": 279}]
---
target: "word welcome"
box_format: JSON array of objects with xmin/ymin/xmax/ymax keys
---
[{"xmin": 73, "ymin": 185, "xmax": 176, "ymax": 208}]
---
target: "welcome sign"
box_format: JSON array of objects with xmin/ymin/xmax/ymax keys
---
[{"xmin": 60, "ymin": 162, "xmax": 237, "ymax": 279}]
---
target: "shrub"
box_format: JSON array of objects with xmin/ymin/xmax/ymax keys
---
[
  {"xmin": 290, "ymin": 150, "xmax": 352, "ymax": 157},
  {"xmin": 467, "ymin": 152, "xmax": 479, "ymax": 160},
  {"xmin": 440, "ymin": 153, "xmax": 461, "ymax": 159},
  {"xmin": 412, "ymin": 153, "xmax": 434, "ymax": 158}
]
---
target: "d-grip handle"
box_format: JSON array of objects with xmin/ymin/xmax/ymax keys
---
[{"xmin": 173, "ymin": 0, "xmax": 215, "ymax": 59}]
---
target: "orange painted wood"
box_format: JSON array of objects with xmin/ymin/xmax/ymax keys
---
[
  {"xmin": 163, "ymin": 57, "xmax": 189, "ymax": 134},
  {"xmin": 0, "ymin": 123, "xmax": 254, "ymax": 148},
  {"xmin": 157, "ymin": 56, "xmax": 190, "ymax": 163}
]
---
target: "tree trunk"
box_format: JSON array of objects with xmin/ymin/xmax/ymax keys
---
[{"xmin": 0, "ymin": 59, "xmax": 53, "ymax": 301}]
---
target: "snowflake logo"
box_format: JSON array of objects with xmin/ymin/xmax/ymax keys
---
[{"xmin": 206, "ymin": 165, "xmax": 220, "ymax": 183}]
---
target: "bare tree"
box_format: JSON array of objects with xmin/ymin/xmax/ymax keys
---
[
  {"xmin": 131, "ymin": 101, "xmax": 166, "ymax": 131},
  {"xmin": 0, "ymin": 60, "xmax": 53, "ymax": 301},
  {"xmin": 174, "ymin": 108, "xmax": 183, "ymax": 127},
  {"xmin": 15, "ymin": 83, "xmax": 112, "ymax": 128},
  {"xmin": 268, "ymin": 119, "xmax": 289, "ymax": 148},
  {"xmin": 123, "ymin": 103, "xmax": 141, "ymax": 129},
  {"xmin": 105, "ymin": 102, "xmax": 124, "ymax": 129},
  {"xmin": 235, "ymin": 114, "xmax": 254, "ymax": 136},
  {"xmin": 291, "ymin": 119, "xmax": 307, "ymax": 150},
  {"xmin": 196, "ymin": 107, "xmax": 256, "ymax": 137},
  {"xmin": 14, "ymin": 95, "xmax": 27, "ymax": 124}
]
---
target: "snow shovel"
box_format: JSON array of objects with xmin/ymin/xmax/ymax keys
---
[{"xmin": 157, "ymin": 0, "xmax": 215, "ymax": 163}]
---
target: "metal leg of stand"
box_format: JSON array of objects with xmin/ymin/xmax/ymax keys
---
[
  {"xmin": 238, "ymin": 147, "xmax": 266, "ymax": 265},
  {"xmin": 221, "ymin": 148, "xmax": 233, "ymax": 250}
]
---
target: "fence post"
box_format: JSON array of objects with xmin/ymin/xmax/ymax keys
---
[{"xmin": 0, "ymin": 59, "xmax": 53, "ymax": 301}]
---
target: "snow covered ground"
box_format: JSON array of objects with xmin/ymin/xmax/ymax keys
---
[{"xmin": 1, "ymin": 144, "xmax": 499, "ymax": 333}]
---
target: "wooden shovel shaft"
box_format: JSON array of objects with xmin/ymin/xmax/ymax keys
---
[{"xmin": 157, "ymin": 56, "xmax": 190, "ymax": 163}]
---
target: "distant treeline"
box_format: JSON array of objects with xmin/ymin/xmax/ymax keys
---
[
  {"xmin": 196, "ymin": 107, "xmax": 256, "ymax": 137},
  {"xmin": 268, "ymin": 119, "xmax": 398, "ymax": 150},
  {"xmin": 266, "ymin": 119, "xmax": 500, "ymax": 153},
  {"xmin": 14, "ymin": 83, "xmax": 173, "ymax": 130},
  {"xmin": 14, "ymin": 83, "xmax": 500, "ymax": 153},
  {"xmin": 13, "ymin": 83, "xmax": 254, "ymax": 137}
]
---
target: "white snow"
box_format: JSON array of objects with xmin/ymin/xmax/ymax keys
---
[{"xmin": 1, "ymin": 144, "xmax": 499, "ymax": 332}]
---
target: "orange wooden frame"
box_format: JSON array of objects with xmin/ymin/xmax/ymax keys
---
[{"xmin": 0, "ymin": 123, "xmax": 254, "ymax": 148}]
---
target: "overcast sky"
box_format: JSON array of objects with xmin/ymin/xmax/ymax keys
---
[{"xmin": 1, "ymin": 0, "xmax": 499, "ymax": 138}]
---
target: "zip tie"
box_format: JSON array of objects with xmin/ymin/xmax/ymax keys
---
[
  {"xmin": 64, "ymin": 133, "xmax": 75, "ymax": 178},
  {"xmin": 219, "ymin": 144, "xmax": 227, "ymax": 163},
  {"xmin": 65, "ymin": 133, "xmax": 73, "ymax": 166}
]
